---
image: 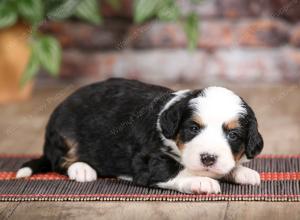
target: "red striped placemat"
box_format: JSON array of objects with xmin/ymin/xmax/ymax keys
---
[{"xmin": 0, "ymin": 154, "xmax": 299, "ymax": 202}]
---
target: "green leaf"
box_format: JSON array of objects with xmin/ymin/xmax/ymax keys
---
[
  {"xmin": 17, "ymin": 0, "xmax": 44, "ymax": 25},
  {"xmin": 157, "ymin": 3, "xmax": 180, "ymax": 21},
  {"xmin": 75, "ymin": 0, "xmax": 101, "ymax": 25},
  {"xmin": 44, "ymin": 0, "xmax": 67, "ymax": 14},
  {"xmin": 134, "ymin": 0, "xmax": 160, "ymax": 23},
  {"xmin": 47, "ymin": 0, "xmax": 81, "ymax": 20},
  {"xmin": 0, "ymin": 5, "xmax": 17, "ymax": 29},
  {"xmin": 184, "ymin": 13, "xmax": 199, "ymax": 50},
  {"xmin": 35, "ymin": 36, "xmax": 61, "ymax": 76},
  {"xmin": 20, "ymin": 50, "xmax": 40, "ymax": 87}
]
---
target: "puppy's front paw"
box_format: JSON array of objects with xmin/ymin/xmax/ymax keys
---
[
  {"xmin": 178, "ymin": 177, "xmax": 221, "ymax": 194},
  {"xmin": 67, "ymin": 162, "xmax": 97, "ymax": 182},
  {"xmin": 231, "ymin": 166, "xmax": 261, "ymax": 186}
]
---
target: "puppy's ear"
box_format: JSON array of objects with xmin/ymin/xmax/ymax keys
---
[
  {"xmin": 245, "ymin": 117, "xmax": 264, "ymax": 159},
  {"xmin": 159, "ymin": 90, "xmax": 200, "ymax": 140},
  {"xmin": 159, "ymin": 101, "xmax": 183, "ymax": 139}
]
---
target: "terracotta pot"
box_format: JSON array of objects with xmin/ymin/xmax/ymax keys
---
[{"xmin": 0, "ymin": 23, "xmax": 34, "ymax": 104}]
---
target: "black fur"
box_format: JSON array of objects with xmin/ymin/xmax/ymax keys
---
[
  {"xmin": 21, "ymin": 156, "xmax": 51, "ymax": 173},
  {"xmin": 159, "ymin": 90, "xmax": 202, "ymax": 140},
  {"xmin": 222, "ymin": 121, "xmax": 246, "ymax": 156},
  {"xmin": 23, "ymin": 78, "xmax": 190, "ymax": 186},
  {"xmin": 240, "ymin": 100, "xmax": 264, "ymax": 159}
]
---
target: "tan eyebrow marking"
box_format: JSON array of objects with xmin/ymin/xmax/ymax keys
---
[
  {"xmin": 224, "ymin": 119, "xmax": 240, "ymax": 130},
  {"xmin": 192, "ymin": 115, "xmax": 204, "ymax": 127}
]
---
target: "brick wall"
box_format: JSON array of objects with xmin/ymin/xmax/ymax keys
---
[{"xmin": 41, "ymin": 0, "xmax": 300, "ymax": 84}]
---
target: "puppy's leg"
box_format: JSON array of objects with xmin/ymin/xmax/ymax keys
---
[
  {"xmin": 67, "ymin": 162, "xmax": 97, "ymax": 182},
  {"xmin": 225, "ymin": 165, "xmax": 260, "ymax": 185},
  {"xmin": 156, "ymin": 170, "xmax": 221, "ymax": 194}
]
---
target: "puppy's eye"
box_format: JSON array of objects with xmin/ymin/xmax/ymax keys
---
[
  {"xmin": 227, "ymin": 131, "xmax": 239, "ymax": 141},
  {"xmin": 189, "ymin": 125, "xmax": 200, "ymax": 133}
]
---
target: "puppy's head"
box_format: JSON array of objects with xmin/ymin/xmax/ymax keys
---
[{"xmin": 158, "ymin": 87, "xmax": 263, "ymax": 177}]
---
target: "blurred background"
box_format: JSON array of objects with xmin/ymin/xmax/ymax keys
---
[{"xmin": 0, "ymin": 0, "xmax": 299, "ymax": 155}]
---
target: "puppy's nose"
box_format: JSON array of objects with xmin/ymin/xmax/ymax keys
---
[{"xmin": 200, "ymin": 153, "xmax": 217, "ymax": 167}]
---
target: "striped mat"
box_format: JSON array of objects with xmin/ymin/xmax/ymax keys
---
[{"xmin": 0, "ymin": 154, "xmax": 300, "ymax": 202}]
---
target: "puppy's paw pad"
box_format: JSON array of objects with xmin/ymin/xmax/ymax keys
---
[
  {"xmin": 16, "ymin": 167, "xmax": 32, "ymax": 178},
  {"xmin": 67, "ymin": 162, "xmax": 97, "ymax": 182},
  {"xmin": 181, "ymin": 177, "xmax": 221, "ymax": 194},
  {"xmin": 233, "ymin": 167, "xmax": 260, "ymax": 186}
]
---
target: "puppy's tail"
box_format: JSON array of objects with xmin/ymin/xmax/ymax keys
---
[{"xmin": 16, "ymin": 156, "xmax": 52, "ymax": 178}]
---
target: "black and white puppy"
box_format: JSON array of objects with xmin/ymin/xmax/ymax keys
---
[{"xmin": 16, "ymin": 78, "xmax": 263, "ymax": 194}]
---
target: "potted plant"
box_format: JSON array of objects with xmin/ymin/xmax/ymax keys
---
[
  {"xmin": 0, "ymin": 0, "xmax": 101, "ymax": 103},
  {"xmin": 0, "ymin": 0, "xmax": 200, "ymax": 104}
]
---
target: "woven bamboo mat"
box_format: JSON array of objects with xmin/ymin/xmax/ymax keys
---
[{"xmin": 0, "ymin": 154, "xmax": 300, "ymax": 202}]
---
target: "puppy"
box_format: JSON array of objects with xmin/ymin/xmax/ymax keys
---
[{"xmin": 16, "ymin": 78, "xmax": 263, "ymax": 194}]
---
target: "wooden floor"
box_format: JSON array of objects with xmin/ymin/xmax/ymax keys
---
[
  {"xmin": 0, "ymin": 84, "xmax": 300, "ymax": 219},
  {"xmin": 1, "ymin": 202, "xmax": 300, "ymax": 220}
]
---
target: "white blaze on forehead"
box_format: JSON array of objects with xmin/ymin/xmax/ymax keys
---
[{"xmin": 190, "ymin": 87, "xmax": 246, "ymax": 124}]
